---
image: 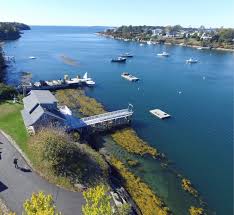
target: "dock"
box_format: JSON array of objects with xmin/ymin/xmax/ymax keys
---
[
  {"xmin": 18, "ymin": 73, "xmax": 95, "ymax": 93},
  {"xmin": 121, "ymin": 73, "xmax": 139, "ymax": 82},
  {"xmin": 60, "ymin": 104, "xmax": 134, "ymax": 133},
  {"xmin": 149, "ymin": 109, "xmax": 170, "ymax": 119}
]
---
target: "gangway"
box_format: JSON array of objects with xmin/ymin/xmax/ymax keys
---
[{"xmin": 61, "ymin": 104, "xmax": 134, "ymax": 132}]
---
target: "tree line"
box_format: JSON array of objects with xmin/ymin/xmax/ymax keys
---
[{"xmin": 0, "ymin": 22, "xmax": 30, "ymax": 41}]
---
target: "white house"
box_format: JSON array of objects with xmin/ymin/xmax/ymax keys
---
[
  {"xmin": 201, "ymin": 32, "xmax": 212, "ymax": 40},
  {"xmin": 152, "ymin": 29, "xmax": 162, "ymax": 36}
]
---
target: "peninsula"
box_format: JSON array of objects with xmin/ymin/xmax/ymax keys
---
[
  {"xmin": 100, "ymin": 25, "xmax": 234, "ymax": 50},
  {"xmin": 0, "ymin": 22, "xmax": 30, "ymax": 40}
]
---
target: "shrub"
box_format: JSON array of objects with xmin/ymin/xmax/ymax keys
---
[
  {"xmin": 28, "ymin": 128, "xmax": 109, "ymax": 188},
  {"xmin": 23, "ymin": 192, "xmax": 61, "ymax": 215},
  {"xmin": 82, "ymin": 185, "xmax": 112, "ymax": 215}
]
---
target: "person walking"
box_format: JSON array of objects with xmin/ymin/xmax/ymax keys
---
[{"xmin": 13, "ymin": 158, "xmax": 18, "ymax": 169}]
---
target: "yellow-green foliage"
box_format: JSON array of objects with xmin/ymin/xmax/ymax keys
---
[
  {"xmin": 127, "ymin": 159, "xmax": 139, "ymax": 167},
  {"xmin": 110, "ymin": 157, "xmax": 170, "ymax": 215},
  {"xmin": 189, "ymin": 206, "xmax": 204, "ymax": 215},
  {"xmin": 82, "ymin": 185, "xmax": 112, "ymax": 215},
  {"xmin": 182, "ymin": 178, "xmax": 198, "ymax": 197},
  {"xmin": 23, "ymin": 192, "xmax": 61, "ymax": 215},
  {"xmin": 111, "ymin": 128, "xmax": 157, "ymax": 157},
  {"xmin": 55, "ymin": 89, "xmax": 105, "ymax": 116}
]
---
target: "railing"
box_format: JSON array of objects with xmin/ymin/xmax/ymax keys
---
[{"xmin": 82, "ymin": 109, "xmax": 133, "ymax": 123}]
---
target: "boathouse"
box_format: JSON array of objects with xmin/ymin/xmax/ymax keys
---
[{"xmin": 21, "ymin": 90, "xmax": 66, "ymax": 132}]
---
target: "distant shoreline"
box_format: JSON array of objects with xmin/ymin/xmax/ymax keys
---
[{"xmin": 98, "ymin": 33, "xmax": 234, "ymax": 52}]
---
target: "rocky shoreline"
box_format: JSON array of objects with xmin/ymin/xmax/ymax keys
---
[{"xmin": 99, "ymin": 33, "xmax": 234, "ymax": 52}]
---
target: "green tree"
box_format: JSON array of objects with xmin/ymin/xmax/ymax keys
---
[
  {"xmin": 218, "ymin": 28, "xmax": 234, "ymax": 43},
  {"xmin": 23, "ymin": 192, "xmax": 61, "ymax": 215},
  {"xmin": 82, "ymin": 185, "xmax": 112, "ymax": 215},
  {"xmin": 0, "ymin": 83, "xmax": 17, "ymax": 101}
]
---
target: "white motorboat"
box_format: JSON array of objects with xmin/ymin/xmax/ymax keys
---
[
  {"xmin": 157, "ymin": 52, "xmax": 169, "ymax": 57},
  {"xmin": 186, "ymin": 58, "xmax": 198, "ymax": 64},
  {"xmin": 86, "ymin": 80, "xmax": 95, "ymax": 86},
  {"xmin": 82, "ymin": 72, "xmax": 95, "ymax": 86},
  {"xmin": 29, "ymin": 56, "xmax": 36, "ymax": 59},
  {"xmin": 121, "ymin": 72, "xmax": 139, "ymax": 82},
  {"xmin": 120, "ymin": 53, "xmax": 133, "ymax": 58}
]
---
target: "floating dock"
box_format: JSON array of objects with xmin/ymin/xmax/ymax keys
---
[
  {"xmin": 121, "ymin": 73, "xmax": 139, "ymax": 82},
  {"xmin": 149, "ymin": 109, "xmax": 170, "ymax": 119}
]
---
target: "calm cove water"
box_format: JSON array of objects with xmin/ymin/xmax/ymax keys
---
[{"xmin": 3, "ymin": 26, "xmax": 233, "ymax": 215}]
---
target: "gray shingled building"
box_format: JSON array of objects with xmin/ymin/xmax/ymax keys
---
[{"xmin": 21, "ymin": 90, "xmax": 65, "ymax": 131}]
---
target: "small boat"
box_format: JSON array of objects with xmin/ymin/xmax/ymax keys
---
[
  {"xmin": 111, "ymin": 57, "xmax": 127, "ymax": 63},
  {"xmin": 120, "ymin": 53, "xmax": 133, "ymax": 58},
  {"xmin": 157, "ymin": 52, "xmax": 169, "ymax": 57},
  {"xmin": 82, "ymin": 72, "xmax": 95, "ymax": 86},
  {"xmin": 29, "ymin": 56, "xmax": 36, "ymax": 59},
  {"xmin": 147, "ymin": 41, "xmax": 152, "ymax": 45},
  {"xmin": 139, "ymin": 43, "xmax": 144, "ymax": 46},
  {"xmin": 86, "ymin": 80, "xmax": 95, "ymax": 86},
  {"xmin": 121, "ymin": 72, "xmax": 139, "ymax": 82},
  {"xmin": 197, "ymin": 46, "xmax": 211, "ymax": 50},
  {"xmin": 186, "ymin": 58, "xmax": 198, "ymax": 64}
]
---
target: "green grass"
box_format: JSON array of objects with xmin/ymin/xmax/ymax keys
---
[{"xmin": 0, "ymin": 101, "xmax": 28, "ymax": 153}]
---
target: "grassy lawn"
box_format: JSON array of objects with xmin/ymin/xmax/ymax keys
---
[{"xmin": 0, "ymin": 101, "xmax": 28, "ymax": 153}]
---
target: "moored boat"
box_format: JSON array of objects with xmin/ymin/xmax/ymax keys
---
[
  {"xmin": 121, "ymin": 72, "xmax": 139, "ymax": 82},
  {"xmin": 157, "ymin": 51, "xmax": 170, "ymax": 57},
  {"xmin": 186, "ymin": 58, "xmax": 198, "ymax": 63},
  {"xmin": 111, "ymin": 57, "xmax": 127, "ymax": 62},
  {"xmin": 120, "ymin": 53, "xmax": 133, "ymax": 58},
  {"xmin": 29, "ymin": 56, "xmax": 36, "ymax": 59},
  {"xmin": 82, "ymin": 72, "xmax": 96, "ymax": 86}
]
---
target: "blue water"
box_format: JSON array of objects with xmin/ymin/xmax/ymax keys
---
[{"xmin": 3, "ymin": 26, "xmax": 233, "ymax": 215}]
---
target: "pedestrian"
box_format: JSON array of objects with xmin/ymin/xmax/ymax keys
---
[{"xmin": 13, "ymin": 158, "xmax": 18, "ymax": 169}]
